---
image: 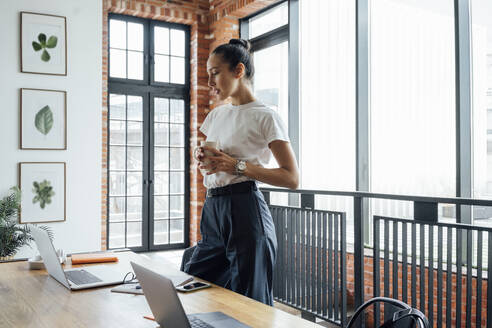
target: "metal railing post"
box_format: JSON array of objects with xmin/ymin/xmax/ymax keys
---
[{"xmin": 354, "ymin": 196, "xmax": 365, "ymax": 327}]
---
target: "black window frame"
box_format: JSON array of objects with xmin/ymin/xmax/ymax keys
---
[{"xmin": 107, "ymin": 13, "xmax": 190, "ymax": 252}]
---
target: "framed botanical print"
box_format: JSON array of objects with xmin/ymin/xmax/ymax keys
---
[
  {"xmin": 20, "ymin": 88, "xmax": 67, "ymax": 150},
  {"xmin": 19, "ymin": 162, "xmax": 66, "ymax": 224},
  {"xmin": 21, "ymin": 12, "xmax": 67, "ymax": 75}
]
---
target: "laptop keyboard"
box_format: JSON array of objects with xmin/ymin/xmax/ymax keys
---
[
  {"xmin": 65, "ymin": 269, "xmax": 102, "ymax": 285},
  {"xmin": 188, "ymin": 316, "xmax": 214, "ymax": 328}
]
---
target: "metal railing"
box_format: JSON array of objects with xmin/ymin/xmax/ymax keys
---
[
  {"xmin": 260, "ymin": 187, "xmax": 492, "ymax": 327},
  {"xmin": 270, "ymin": 206, "xmax": 347, "ymax": 326},
  {"xmin": 373, "ymin": 216, "xmax": 492, "ymax": 328}
]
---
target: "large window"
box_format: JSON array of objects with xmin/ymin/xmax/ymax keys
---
[
  {"xmin": 369, "ymin": 0, "xmax": 456, "ymax": 220},
  {"xmin": 472, "ymin": 0, "xmax": 492, "ymax": 213},
  {"xmin": 108, "ymin": 14, "xmax": 189, "ymax": 251}
]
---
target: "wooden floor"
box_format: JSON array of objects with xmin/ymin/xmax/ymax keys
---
[{"xmin": 141, "ymin": 249, "xmax": 338, "ymax": 328}]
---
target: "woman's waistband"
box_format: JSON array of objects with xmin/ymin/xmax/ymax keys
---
[{"xmin": 206, "ymin": 181, "xmax": 257, "ymax": 198}]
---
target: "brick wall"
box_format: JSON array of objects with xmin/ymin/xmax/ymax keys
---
[{"xmin": 101, "ymin": 0, "xmax": 281, "ymax": 249}]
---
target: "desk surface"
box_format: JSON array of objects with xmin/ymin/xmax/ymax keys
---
[{"xmin": 0, "ymin": 251, "xmax": 319, "ymax": 328}]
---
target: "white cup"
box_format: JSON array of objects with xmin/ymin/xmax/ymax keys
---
[{"xmin": 200, "ymin": 141, "xmax": 218, "ymax": 164}]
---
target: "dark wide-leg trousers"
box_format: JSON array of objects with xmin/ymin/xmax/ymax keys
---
[{"xmin": 184, "ymin": 182, "xmax": 277, "ymax": 306}]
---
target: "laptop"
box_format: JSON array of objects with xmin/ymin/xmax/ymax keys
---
[
  {"xmin": 31, "ymin": 226, "xmax": 125, "ymax": 290},
  {"xmin": 130, "ymin": 261, "xmax": 250, "ymax": 328}
]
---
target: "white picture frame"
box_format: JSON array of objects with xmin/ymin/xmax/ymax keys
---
[
  {"xmin": 19, "ymin": 162, "xmax": 66, "ymax": 224},
  {"xmin": 20, "ymin": 88, "xmax": 67, "ymax": 150},
  {"xmin": 21, "ymin": 11, "xmax": 67, "ymax": 76}
]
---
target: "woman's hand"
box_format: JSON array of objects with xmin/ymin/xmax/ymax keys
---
[{"xmin": 199, "ymin": 147, "xmax": 237, "ymax": 175}]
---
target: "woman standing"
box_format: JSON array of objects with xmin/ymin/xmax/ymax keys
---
[{"xmin": 184, "ymin": 38, "xmax": 299, "ymax": 306}]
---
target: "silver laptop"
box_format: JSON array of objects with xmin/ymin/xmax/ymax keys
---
[
  {"xmin": 31, "ymin": 226, "xmax": 125, "ymax": 290},
  {"xmin": 131, "ymin": 261, "xmax": 250, "ymax": 328}
]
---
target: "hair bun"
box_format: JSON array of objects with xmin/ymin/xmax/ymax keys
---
[{"xmin": 229, "ymin": 38, "xmax": 251, "ymax": 52}]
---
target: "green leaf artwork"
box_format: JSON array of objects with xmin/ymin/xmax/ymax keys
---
[
  {"xmin": 31, "ymin": 33, "xmax": 58, "ymax": 62},
  {"xmin": 32, "ymin": 180, "xmax": 55, "ymax": 209},
  {"xmin": 35, "ymin": 105, "xmax": 53, "ymax": 135}
]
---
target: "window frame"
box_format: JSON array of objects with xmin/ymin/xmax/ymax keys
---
[{"xmin": 107, "ymin": 13, "xmax": 190, "ymax": 251}]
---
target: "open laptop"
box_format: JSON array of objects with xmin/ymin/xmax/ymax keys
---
[
  {"xmin": 31, "ymin": 226, "xmax": 125, "ymax": 290},
  {"xmin": 131, "ymin": 261, "xmax": 250, "ymax": 328}
]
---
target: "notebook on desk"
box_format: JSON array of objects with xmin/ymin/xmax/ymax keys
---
[{"xmin": 71, "ymin": 252, "xmax": 118, "ymax": 264}]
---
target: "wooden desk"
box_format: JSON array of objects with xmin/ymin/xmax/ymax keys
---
[{"xmin": 0, "ymin": 252, "xmax": 319, "ymax": 328}]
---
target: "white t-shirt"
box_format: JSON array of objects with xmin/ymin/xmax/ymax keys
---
[{"xmin": 200, "ymin": 100, "xmax": 290, "ymax": 188}]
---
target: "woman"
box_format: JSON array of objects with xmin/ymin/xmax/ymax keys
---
[{"xmin": 184, "ymin": 38, "xmax": 299, "ymax": 306}]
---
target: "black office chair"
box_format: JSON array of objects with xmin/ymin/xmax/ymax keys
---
[
  {"xmin": 346, "ymin": 297, "xmax": 430, "ymax": 328},
  {"xmin": 180, "ymin": 245, "xmax": 197, "ymax": 272}
]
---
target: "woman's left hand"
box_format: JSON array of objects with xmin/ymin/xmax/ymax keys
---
[{"xmin": 199, "ymin": 147, "xmax": 238, "ymax": 175}]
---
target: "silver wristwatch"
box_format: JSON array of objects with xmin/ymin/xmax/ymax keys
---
[{"xmin": 235, "ymin": 160, "xmax": 247, "ymax": 175}]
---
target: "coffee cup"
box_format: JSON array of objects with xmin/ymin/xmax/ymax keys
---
[{"xmin": 200, "ymin": 141, "xmax": 218, "ymax": 164}]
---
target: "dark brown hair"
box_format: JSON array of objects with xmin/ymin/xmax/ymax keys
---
[{"xmin": 212, "ymin": 38, "xmax": 254, "ymax": 80}]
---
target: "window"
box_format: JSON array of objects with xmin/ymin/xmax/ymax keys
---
[
  {"xmin": 472, "ymin": 0, "xmax": 492, "ymax": 225},
  {"xmin": 248, "ymin": 1, "xmax": 288, "ymax": 39},
  {"xmin": 369, "ymin": 0, "xmax": 456, "ymax": 220},
  {"xmin": 108, "ymin": 14, "xmax": 189, "ymax": 251},
  {"xmin": 299, "ymin": 0, "xmax": 356, "ymax": 243}
]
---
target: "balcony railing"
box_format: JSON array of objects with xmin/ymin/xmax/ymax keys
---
[{"xmin": 260, "ymin": 187, "xmax": 492, "ymax": 327}]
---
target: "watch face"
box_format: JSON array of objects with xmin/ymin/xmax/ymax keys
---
[{"xmin": 238, "ymin": 161, "xmax": 247, "ymax": 170}]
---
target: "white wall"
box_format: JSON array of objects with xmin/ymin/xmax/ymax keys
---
[{"xmin": 0, "ymin": 0, "xmax": 102, "ymax": 258}]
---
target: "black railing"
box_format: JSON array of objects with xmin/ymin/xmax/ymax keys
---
[
  {"xmin": 261, "ymin": 187, "xmax": 492, "ymax": 327},
  {"xmin": 373, "ymin": 216, "xmax": 492, "ymax": 328},
  {"xmin": 270, "ymin": 206, "xmax": 347, "ymax": 326}
]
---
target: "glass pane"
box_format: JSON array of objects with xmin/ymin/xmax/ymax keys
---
[
  {"xmin": 110, "ymin": 19, "xmax": 126, "ymax": 49},
  {"xmin": 127, "ymin": 22, "xmax": 143, "ymax": 51},
  {"xmin": 110, "ymin": 146, "xmax": 125, "ymax": 170},
  {"xmin": 170, "ymin": 57, "xmax": 185, "ymax": 84},
  {"xmin": 110, "ymin": 49, "xmax": 126, "ymax": 78},
  {"xmin": 249, "ymin": 1, "xmax": 288, "ymax": 39},
  {"xmin": 127, "ymin": 146, "xmax": 142, "ymax": 170},
  {"xmin": 154, "ymin": 26, "xmax": 169, "ymax": 55},
  {"xmin": 170, "ymin": 195, "xmax": 184, "ymax": 218},
  {"xmin": 127, "ymin": 122, "xmax": 143, "ymax": 145},
  {"xmin": 170, "ymin": 148, "xmax": 184, "ymax": 170},
  {"xmin": 155, "ymin": 97, "xmax": 169, "ymax": 122},
  {"xmin": 300, "ymin": 0, "xmax": 355, "ymax": 193},
  {"xmin": 154, "ymin": 220, "xmax": 169, "ymax": 245},
  {"xmin": 127, "ymin": 221, "xmax": 142, "ymax": 247},
  {"xmin": 128, "ymin": 51, "xmax": 143, "ymax": 80},
  {"xmin": 127, "ymin": 96, "xmax": 143, "ymax": 121},
  {"xmin": 170, "ymin": 124, "xmax": 184, "ymax": 146},
  {"xmin": 370, "ymin": 0, "xmax": 455, "ymax": 198},
  {"xmin": 170, "ymin": 29, "xmax": 185, "ymax": 56},
  {"xmin": 109, "ymin": 172, "xmax": 125, "ymax": 196},
  {"xmin": 127, "ymin": 172, "xmax": 142, "ymax": 196},
  {"xmin": 155, "ymin": 147, "xmax": 169, "ymax": 170},
  {"xmin": 109, "ymin": 94, "xmax": 125, "ymax": 120},
  {"xmin": 472, "ymin": 0, "xmax": 492, "ymax": 204},
  {"xmin": 155, "ymin": 54, "xmax": 169, "ymax": 83},
  {"xmin": 253, "ymin": 42, "xmax": 289, "ymax": 139},
  {"xmin": 109, "ymin": 197, "xmax": 125, "ymax": 222},
  {"xmin": 110, "ymin": 120, "xmax": 125, "ymax": 145},
  {"xmin": 170, "ymin": 172, "xmax": 184, "ymax": 193},
  {"xmin": 109, "ymin": 222, "xmax": 125, "ymax": 249},
  {"xmin": 170, "ymin": 220, "xmax": 184, "ymax": 243},
  {"xmin": 127, "ymin": 197, "xmax": 142, "ymax": 221},
  {"xmin": 154, "ymin": 171, "xmax": 169, "ymax": 195},
  {"xmin": 170, "ymin": 99, "xmax": 184, "ymax": 123},
  {"xmin": 155, "ymin": 123, "xmax": 169, "ymax": 146},
  {"xmin": 154, "ymin": 196, "xmax": 169, "ymax": 219}
]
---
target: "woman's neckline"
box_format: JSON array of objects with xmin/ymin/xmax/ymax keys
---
[{"xmin": 229, "ymin": 100, "xmax": 262, "ymax": 110}]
